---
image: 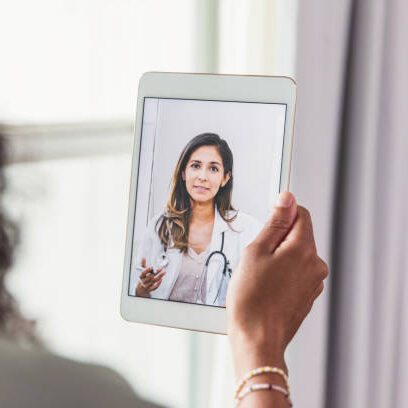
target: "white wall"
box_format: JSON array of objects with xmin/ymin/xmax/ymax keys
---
[{"xmin": 0, "ymin": 0, "xmax": 195, "ymax": 122}]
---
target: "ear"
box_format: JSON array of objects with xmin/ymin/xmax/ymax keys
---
[
  {"xmin": 182, "ymin": 170, "xmax": 186, "ymax": 181},
  {"xmin": 221, "ymin": 172, "xmax": 231, "ymax": 187}
]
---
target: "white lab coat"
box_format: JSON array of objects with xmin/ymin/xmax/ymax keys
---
[{"xmin": 129, "ymin": 207, "xmax": 262, "ymax": 306}]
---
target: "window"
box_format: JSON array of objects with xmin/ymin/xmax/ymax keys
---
[{"xmin": 1, "ymin": 1, "xmax": 298, "ymax": 406}]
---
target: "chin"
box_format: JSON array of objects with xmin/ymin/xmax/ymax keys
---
[
  {"xmin": 192, "ymin": 195, "xmax": 210, "ymax": 202},
  {"xmin": 190, "ymin": 192, "xmax": 215, "ymax": 203}
]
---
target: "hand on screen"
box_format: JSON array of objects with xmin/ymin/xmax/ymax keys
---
[
  {"xmin": 135, "ymin": 257, "xmax": 166, "ymax": 297},
  {"xmin": 226, "ymin": 192, "xmax": 329, "ymax": 376}
]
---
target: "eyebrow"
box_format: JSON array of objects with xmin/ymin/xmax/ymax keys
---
[{"xmin": 190, "ymin": 159, "xmax": 222, "ymax": 166}]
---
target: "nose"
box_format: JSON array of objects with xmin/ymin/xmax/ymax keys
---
[{"xmin": 198, "ymin": 168, "xmax": 208, "ymax": 181}]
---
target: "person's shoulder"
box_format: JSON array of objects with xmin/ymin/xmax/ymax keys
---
[{"xmin": 0, "ymin": 338, "xmax": 163, "ymax": 408}]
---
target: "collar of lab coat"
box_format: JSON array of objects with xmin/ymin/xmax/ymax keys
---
[
  {"xmin": 212, "ymin": 205, "xmax": 233, "ymax": 237},
  {"xmin": 205, "ymin": 205, "xmax": 233, "ymax": 305}
]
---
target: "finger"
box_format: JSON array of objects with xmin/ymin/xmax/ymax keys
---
[
  {"xmin": 139, "ymin": 279, "xmax": 152, "ymax": 290},
  {"xmin": 252, "ymin": 191, "xmax": 297, "ymax": 253},
  {"xmin": 318, "ymin": 257, "xmax": 329, "ymax": 280},
  {"xmin": 144, "ymin": 281, "xmax": 156, "ymax": 290},
  {"xmin": 153, "ymin": 271, "xmax": 166, "ymax": 281},
  {"xmin": 145, "ymin": 267, "xmax": 162, "ymax": 278},
  {"xmin": 150, "ymin": 278, "xmax": 163, "ymax": 291},
  {"xmin": 140, "ymin": 266, "xmax": 153, "ymax": 279},
  {"xmin": 285, "ymin": 206, "xmax": 316, "ymax": 249},
  {"xmin": 141, "ymin": 258, "xmax": 146, "ymax": 268},
  {"xmin": 141, "ymin": 274, "xmax": 154, "ymax": 285},
  {"xmin": 143, "ymin": 275, "xmax": 158, "ymax": 288},
  {"xmin": 311, "ymin": 281, "xmax": 325, "ymax": 301}
]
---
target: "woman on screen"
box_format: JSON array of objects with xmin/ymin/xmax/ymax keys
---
[{"xmin": 130, "ymin": 133, "xmax": 262, "ymax": 306}]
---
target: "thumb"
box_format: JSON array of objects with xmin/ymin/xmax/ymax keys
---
[{"xmin": 253, "ymin": 191, "xmax": 297, "ymax": 253}]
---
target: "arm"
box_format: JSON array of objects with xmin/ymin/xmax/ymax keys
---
[{"xmin": 227, "ymin": 192, "xmax": 328, "ymax": 407}]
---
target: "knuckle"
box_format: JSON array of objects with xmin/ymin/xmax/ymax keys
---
[
  {"xmin": 298, "ymin": 206, "xmax": 312, "ymax": 224},
  {"xmin": 321, "ymin": 262, "xmax": 329, "ymax": 279},
  {"xmin": 298, "ymin": 206, "xmax": 311, "ymax": 219},
  {"xmin": 316, "ymin": 257, "xmax": 329, "ymax": 279}
]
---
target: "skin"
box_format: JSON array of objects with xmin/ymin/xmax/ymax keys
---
[
  {"xmin": 136, "ymin": 145, "xmax": 230, "ymax": 297},
  {"xmin": 227, "ymin": 191, "xmax": 329, "ymax": 407}
]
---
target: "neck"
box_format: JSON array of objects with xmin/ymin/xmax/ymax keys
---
[{"xmin": 190, "ymin": 200, "xmax": 215, "ymax": 224}]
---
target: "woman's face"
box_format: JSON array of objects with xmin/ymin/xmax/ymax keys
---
[{"xmin": 182, "ymin": 145, "xmax": 230, "ymax": 204}]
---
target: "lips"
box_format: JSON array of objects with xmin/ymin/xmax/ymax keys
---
[{"xmin": 193, "ymin": 186, "xmax": 210, "ymax": 192}]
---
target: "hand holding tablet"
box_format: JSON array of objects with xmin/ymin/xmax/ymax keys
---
[{"xmin": 228, "ymin": 192, "xmax": 329, "ymax": 406}]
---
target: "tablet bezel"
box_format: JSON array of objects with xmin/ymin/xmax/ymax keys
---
[{"xmin": 120, "ymin": 72, "xmax": 296, "ymax": 334}]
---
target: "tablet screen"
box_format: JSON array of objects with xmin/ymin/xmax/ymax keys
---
[{"xmin": 129, "ymin": 97, "xmax": 287, "ymax": 307}]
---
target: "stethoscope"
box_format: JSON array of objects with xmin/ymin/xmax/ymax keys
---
[{"xmin": 157, "ymin": 231, "xmax": 232, "ymax": 304}]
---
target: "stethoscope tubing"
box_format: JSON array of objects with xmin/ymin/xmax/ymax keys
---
[{"xmin": 160, "ymin": 231, "xmax": 232, "ymax": 304}]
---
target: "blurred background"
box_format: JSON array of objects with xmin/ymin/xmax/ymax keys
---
[{"xmin": 0, "ymin": 1, "xmax": 406, "ymax": 407}]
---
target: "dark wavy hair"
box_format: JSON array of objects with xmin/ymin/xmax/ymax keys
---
[
  {"xmin": 156, "ymin": 133, "xmax": 237, "ymax": 253},
  {"xmin": 0, "ymin": 133, "xmax": 38, "ymax": 343}
]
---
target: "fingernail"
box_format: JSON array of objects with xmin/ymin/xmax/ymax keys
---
[{"xmin": 276, "ymin": 191, "xmax": 293, "ymax": 208}]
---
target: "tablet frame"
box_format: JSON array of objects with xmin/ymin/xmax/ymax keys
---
[{"xmin": 120, "ymin": 72, "xmax": 296, "ymax": 334}]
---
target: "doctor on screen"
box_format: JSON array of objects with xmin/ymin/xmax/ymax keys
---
[{"xmin": 129, "ymin": 133, "xmax": 262, "ymax": 306}]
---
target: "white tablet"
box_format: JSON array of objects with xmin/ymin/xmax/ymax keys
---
[{"xmin": 121, "ymin": 72, "xmax": 296, "ymax": 334}]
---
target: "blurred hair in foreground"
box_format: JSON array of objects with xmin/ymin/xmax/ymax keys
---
[{"xmin": 0, "ymin": 130, "xmax": 38, "ymax": 343}]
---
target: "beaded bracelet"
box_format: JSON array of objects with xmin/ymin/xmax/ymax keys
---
[
  {"xmin": 234, "ymin": 383, "xmax": 293, "ymax": 407},
  {"xmin": 234, "ymin": 366, "xmax": 290, "ymax": 399}
]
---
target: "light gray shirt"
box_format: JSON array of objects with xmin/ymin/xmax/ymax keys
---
[{"xmin": 168, "ymin": 246, "xmax": 210, "ymax": 303}]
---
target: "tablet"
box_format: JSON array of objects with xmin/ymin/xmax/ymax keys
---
[{"xmin": 121, "ymin": 72, "xmax": 296, "ymax": 334}]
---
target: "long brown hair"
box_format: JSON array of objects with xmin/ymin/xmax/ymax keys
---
[
  {"xmin": 156, "ymin": 133, "xmax": 237, "ymax": 253},
  {"xmin": 0, "ymin": 133, "xmax": 38, "ymax": 343}
]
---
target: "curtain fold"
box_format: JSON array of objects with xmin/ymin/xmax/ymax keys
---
[
  {"xmin": 297, "ymin": 0, "xmax": 408, "ymax": 406},
  {"xmin": 323, "ymin": 0, "xmax": 408, "ymax": 406},
  {"xmin": 292, "ymin": 1, "xmax": 351, "ymax": 407}
]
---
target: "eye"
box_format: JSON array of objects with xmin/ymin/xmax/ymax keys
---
[
  {"xmin": 210, "ymin": 166, "xmax": 219, "ymax": 172},
  {"xmin": 191, "ymin": 163, "xmax": 200, "ymax": 169}
]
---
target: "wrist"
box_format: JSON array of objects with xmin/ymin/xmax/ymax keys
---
[{"xmin": 229, "ymin": 329, "xmax": 287, "ymax": 380}]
